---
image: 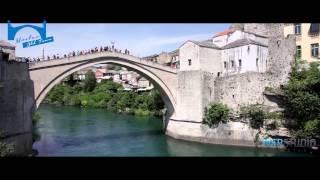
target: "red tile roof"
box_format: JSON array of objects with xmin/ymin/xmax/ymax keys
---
[
  {"xmin": 96, "ymin": 69, "xmax": 107, "ymax": 74},
  {"xmin": 213, "ymin": 29, "xmax": 235, "ymax": 37}
]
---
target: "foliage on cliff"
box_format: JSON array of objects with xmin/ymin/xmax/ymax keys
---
[
  {"xmin": 240, "ymin": 105, "xmax": 265, "ymax": 129},
  {"xmin": 44, "ymin": 79, "xmax": 165, "ymax": 117},
  {"xmin": 203, "ymin": 103, "xmax": 230, "ymax": 127},
  {"xmin": 283, "ymin": 61, "xmax": 320, "ymax": 137}
]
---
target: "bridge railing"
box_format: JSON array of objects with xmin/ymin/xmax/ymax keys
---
[{"xmin": 27, "ymin": 51, "xmax": 177, "ymax": 71}]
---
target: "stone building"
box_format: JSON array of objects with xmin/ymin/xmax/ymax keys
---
[
  {"xmin": 0, "ymin": 40, "xmax": 16, "ymax": 61},
  {"xmin": 142, "ymin": 49, "xmax": 180, "ymax": 68},
  {"xmin": 179, "ymin": 26, "xmax": 269, "ymax": 77},
  {"xmin": 284, "ymin": 23, "xmax": 320, "ymax": 62}
]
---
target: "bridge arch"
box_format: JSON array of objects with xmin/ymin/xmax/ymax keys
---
[{"xmin": 29, "ymin": 54, "xmax": 178, "ymax": 121}]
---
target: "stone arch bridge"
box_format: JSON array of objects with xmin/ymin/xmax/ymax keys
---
[
  {"xmin": 28, "ymin": 51, "xmax": 178, "ymax": 121},
  {"xmin": 28, "ymin": 51, "xmax": 205, "ymax": 142}
]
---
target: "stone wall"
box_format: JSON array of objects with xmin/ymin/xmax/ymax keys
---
[
  {"xmin": 176, "ymin": 71, "xmax": 203, "ymax": 122},
  {"xmin": 0, "ymin": 58, "xmax": 34, "ymax": 156},
  {"xmin": 214, "ymin": 72, "xmax": 268, "ymax": 110}
]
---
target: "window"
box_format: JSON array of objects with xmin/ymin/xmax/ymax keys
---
[
  {"xmin": 256, "ymin": 58, "xmax": 259, "ymax": 68},
  {"xmin": 224, "ymin": 61, "xmax": 227, "ymax": 69},
  {"xmin": 217, "ymin": 72, "xmax": 220, "ymax": 77},
  {"xmin": 231, "ymin": 60, "xmax": 235, "ymax": 68},
  {"xmin": 311, "ymin": 43, "xmax": 319, "ymax": 57},
  {"xmin": 2, "ymin": 53, "xmax": 9, "ymax": 61},
  {"xmin": 294, "ymin": 23, "xmax": 301, "ymax": 35},
  {"xmin": 238, "ymin": 59, "xmax": 242, "ymax": 67},
  {"xmin": 309, "ymin": 23, "xmax": 320, "ymax": 34},
  {"xmin": 296, "ymin": 45, "xmax": 301, "ymax": 58},
  {"xmin": 188, "ymin": 59, "xmax": 192, "ymax": 66}
]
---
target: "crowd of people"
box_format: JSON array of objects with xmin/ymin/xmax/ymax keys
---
[{"xmin": 24, "ymin": 45, "xmax": 130, "ymax": 63}]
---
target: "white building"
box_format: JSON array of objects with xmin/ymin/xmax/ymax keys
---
[
  {"xmin": 137, "ymin": 77, "xmax": 153, "ymax": 89},
  {"xmin": 113, "ymin": 74, "xmax": 121, "ymax": 83},
  {"xmin": 179, "ymin": 28, "xmax": 269, "ymax": 77}
]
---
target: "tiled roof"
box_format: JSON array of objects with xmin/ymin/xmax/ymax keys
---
[
  {"xmin": 190, "ymin": 39, "xmax": 220, "ymax": 49},
  {"xmin": 96, "ymin": 69, "xmax": 107, "ymax": 74},
  {"xmin": 169, "ymin": 49, "xmax": 179, "ymax": 56},
  {"xmin": 213, "ymin": 29, "xmax": 235, "ymax": 38},
  {"xmin": 222, "ymin": 38, "xmax": 268, "ymax": 49}
]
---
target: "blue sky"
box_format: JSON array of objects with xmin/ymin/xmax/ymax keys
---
[{"xmin": 0, "ymin": 23, "xmax": 230, "ymax": 58}]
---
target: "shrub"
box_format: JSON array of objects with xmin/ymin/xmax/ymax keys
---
[
  {"xmin": 265, "ymin": 112, "xmax": 284, "ymax": 119},
  {"xmin": 283, "ymin": 62, "xmax": 320, "ymax": 125},
  {"xmin": 203, "ymin": 103, "xmax": 230, "ymax": 127},
  {"xmin": 303, "ymin": 119, "xmax": 320, "ymax": 137},
  {"xmin": 0, "ymin": 142, "xmax": 14, "ymax": 157},
  {"xmin": 240, "ymin": 105, "xmax": 265, "ymax": 129},
  {"xmin": 83, "ymin": 70, "xmax": 96, "ymax": 92},
  {"xmin": 249, "ymin": 108, "xmax": 264, "ymax": 129}
]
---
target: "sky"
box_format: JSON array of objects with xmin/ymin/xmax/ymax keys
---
[{"xmin": 0, "ymin": 23, "xmax": 230, "ymax": 58}]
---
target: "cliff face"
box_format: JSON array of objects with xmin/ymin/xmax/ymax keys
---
[{"xmin": 0, "ymin": 52, "xmax": 34, "ymax": 156}]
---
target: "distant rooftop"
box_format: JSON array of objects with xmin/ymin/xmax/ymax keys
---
[
  {"xmin": 0, "ymin": 40, "xmax": 15, "ymax": 49},
  {"xmin": 222, "ymin": 38, "xmax": 268, "ymax": 49},
  {"xmin": 190, "ymin": 39, "xmax": 220, "ymax": 49}
]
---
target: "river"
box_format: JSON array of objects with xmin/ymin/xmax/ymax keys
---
[{"xmin": 33, "ymin": 104, "xmax": 311, "ymax": 157}]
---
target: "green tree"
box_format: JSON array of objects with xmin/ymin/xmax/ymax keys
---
[
  {"xmin": 303, "ymin": 119, "xmax": 320, "ymax": 137},
  {"xmin": 66, "ymin": 74, "xmax": 77, "ymax": 87},
  {"xmin": 83, "ymin": 70, "xmax": 97, "ymax": 92},
  {"xmin": 203, "ymin": 103, "xmax": 230, "ymax": 127},
  {"xmin": 283, "ymin": 62, "xmax": 320, "ymax": 126}
]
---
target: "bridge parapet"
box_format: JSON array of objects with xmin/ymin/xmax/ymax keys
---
[{"xmin": 28, "ymin": 51, "xmax": 177, "ymax": 73}]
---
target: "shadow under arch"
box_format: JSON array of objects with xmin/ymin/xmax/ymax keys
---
[{"xmin": 32, "ymin": 57, "xmax": 176, "ymax": 131}]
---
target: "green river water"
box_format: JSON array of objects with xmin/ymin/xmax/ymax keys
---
[{"xmin": 33, "ymin": 104, "xmax": 311, "ymax": 157}]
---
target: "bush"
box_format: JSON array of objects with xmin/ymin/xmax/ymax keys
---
[
  {"xmin": 240, "ymin": 105, "xmax": 265, "ymax": 129},
  {"xmin": 283, "ymin": 62, "xmax": 320, "ymax": 125},
  {"xmin": 83, "ymin": 70, "xmax": 97, "ymax": 92},
  {"xmin": 203, "ymin": 103, "xmax": 230, "ymax": 127},
  {"xmin": 265, "ymin": 112, "xmax": 284, "ymax": 119},
  {"xmin": 0, "ymin": 142, "xmax": 14, "ymax": 157},
  {"xmin": 249, "ymin": 110, "xmax": 264, "ymax": 129},
  {"xmin": 303, "ymin": 119, "xmax": 320, "ymax": 137}
]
